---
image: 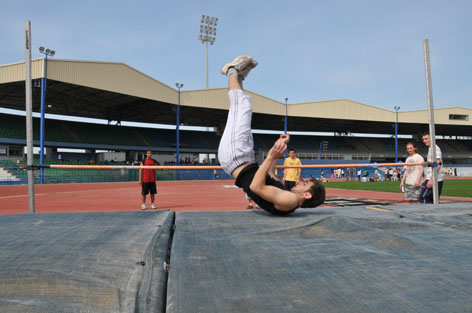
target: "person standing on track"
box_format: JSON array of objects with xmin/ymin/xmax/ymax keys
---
[
  {"xmin": 419, "ymin": 133, "xmax": 444, "ymax": 203},
  {"xmin": 217, "ymin": 55, "xmax": 325, "ymax": 215},
  {"xmin": 283, "ymin": 149, "xmax": 302, "ymax": 190},
  {"xmin": 400, "ymin": 142, "xmax": 424, "ymax": 202},
  {"xmin": 139, "ymin": 150, "xmax": 158, "ymax": 210}
]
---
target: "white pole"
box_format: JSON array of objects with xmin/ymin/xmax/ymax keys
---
[
  {"xmin": 423, "ymin": 39, "xmax": 439, "ymax": 204},
  {"xmin": 25, "ymin": 20, "xmax": 35, "ymax": 212}
]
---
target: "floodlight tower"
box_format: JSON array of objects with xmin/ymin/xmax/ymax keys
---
[
  {"xmin": 198, "ymin": 15, "xmax": 218, "ymax": 88},
  {"xmin": 38, "ymin": 46, "xmax": 55, "ymax": 184}
]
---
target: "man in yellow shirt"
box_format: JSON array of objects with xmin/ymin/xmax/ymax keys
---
[{"xmin": 283, "ymin": 149, "xmax": 302, "ymax": 190}]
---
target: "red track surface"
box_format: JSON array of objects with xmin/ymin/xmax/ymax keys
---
[{"xmin": 0, "ymin": 180, "xmax": 470, "ymax": 215}]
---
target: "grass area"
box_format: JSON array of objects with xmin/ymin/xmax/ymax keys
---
[{"xmin": 323, "ymin": 180, "xmax": 472, "ymax": 198}]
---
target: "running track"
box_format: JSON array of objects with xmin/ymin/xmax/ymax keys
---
[{"xmin": 0, "ymin": 180, "xmax": 471, "ymax": 215}]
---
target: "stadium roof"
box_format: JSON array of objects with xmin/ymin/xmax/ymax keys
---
[{"xmin": 1, "ymin": 59, "xmax": 471, "ymax": 136}]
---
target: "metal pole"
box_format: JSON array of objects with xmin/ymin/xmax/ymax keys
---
[
  {"xmin": 394, "ymin": 106, "xmax": 399, "ymax": 163},
  {"xmin": 423, "ymin": 39, "xmax": 439, "ymax": 204},
  {"xmin": 25, "ymin": 20, "xmax": 35, "ymax": 213},
  {"xmin": 39, "ymin": 55, "xmax": 47, "ymax": 184},
  {"xmin": 284, "ymin": 98, "xmax": 288, "ymax": 134},
  {"xmin": 206, "ymin": 41, "xmax": 209, "ymax": 89},
  {"xmin": 284, "ymin": 98, "xmax": 288, "ymax": 159},
  {"xmin": 176, "ymin": 90, "xmax": 180, "ymax": 165},
  {"xmin": 176, "ymin": 83, "xmax": 183, "ymax": 165},
  {"xmin": 394, "ymin": 118, "xmax": 398, "ymax": 162}
]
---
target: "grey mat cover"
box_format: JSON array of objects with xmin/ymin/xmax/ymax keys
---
[
  {"xmin": 167, "ymin": 203, "xmax": 472, "ymax": 313},
  {"xmin": 0, "ymin": 211, "xmax": 174, "ymax": 313}
]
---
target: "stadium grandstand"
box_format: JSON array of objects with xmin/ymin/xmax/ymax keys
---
[{"xmin": 1, "ymin": 58, "xmax": 471, "ymax": 184}]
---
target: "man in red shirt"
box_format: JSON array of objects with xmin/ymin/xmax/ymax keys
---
[{"xmin": 139, "ymin": 150, "xmax": 158, "ymax": 210}]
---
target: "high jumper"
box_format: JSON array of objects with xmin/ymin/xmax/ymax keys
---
[{"xmin": 217, "ymin": 55, "xmax": 325, "ymax": 215}]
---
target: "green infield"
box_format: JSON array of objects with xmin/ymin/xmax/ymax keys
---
[{"xmin": 322, "ymin": 179, "xmax": 472, "ymax": 198}]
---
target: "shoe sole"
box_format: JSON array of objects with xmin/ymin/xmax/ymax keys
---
[
  {"xmin": 239, "ymin": 60, "xmax": 258, "ymax": 80},
  {"xmin": 221, "ymin": 55, "xmax": 256, "ymax": 76}
]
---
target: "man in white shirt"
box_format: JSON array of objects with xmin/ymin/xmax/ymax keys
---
[{"xmin": 419, "ymin": 133, "xmax": 444, "ymax": 203}]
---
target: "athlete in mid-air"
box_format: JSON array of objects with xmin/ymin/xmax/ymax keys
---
[{"xmin": 217, "ymin": 55, "xmax": 325, "ymax": 215}]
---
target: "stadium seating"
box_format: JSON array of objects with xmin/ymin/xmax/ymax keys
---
[
  {"xmin": 65, "ymin": 122, "xmax": 148, "ymax": 146},
  {"xmin": 0, "ymin": 160, "xmax": 27, "ymax": 184},
  {"xmin": 1, "ymin": 113, "xmax": 471, "ymax": 162},
  {"xmin": 140, "ymin": 128, "xmax": 174, "ymax": 148}
]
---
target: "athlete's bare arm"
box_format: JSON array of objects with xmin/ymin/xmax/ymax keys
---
[
  {"xmin": 138, "ymin": 162, "xmax": 143, "ymax": 185},
  {"xmin": 250, "ymin": 134, "xmax": 298, "ymax": 211}
]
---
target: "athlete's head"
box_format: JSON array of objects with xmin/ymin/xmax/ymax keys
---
[
  {"xmin": 146, "ymin": 150, "xmax": 152, "ymax": 159},
  {"xmin": 291, "ymin": 177, "xmax": 325, "ymax": 208},
  {"xmin": 289, "ymin": 149, "xmax": 296, "ymax": 158}
]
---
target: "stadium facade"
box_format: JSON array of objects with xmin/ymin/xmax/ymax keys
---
[{"xmin": 1, "ymin": 59, "xmax": 471, "ymax": 167}]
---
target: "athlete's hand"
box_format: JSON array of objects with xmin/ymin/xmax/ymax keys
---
[
  {"xmin": 279, "ymin": 133, "xmax": 290, "ymax": 145},
  {"xmin": 268, "ymin": 139, "xmax": 286, "ymax": 159}
]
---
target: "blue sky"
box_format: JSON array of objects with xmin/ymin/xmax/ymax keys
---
[{"xmin": 1, "ymin": 0, "xmax": 471, "ymax": 113}]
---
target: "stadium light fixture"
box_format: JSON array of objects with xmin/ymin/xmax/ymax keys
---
[
  {"xmin": 176, "ymin": 83, "xmax": 184, "ymax": 165},
  {"xmin": 198, "ymin": 15, "xmax": 218, "ymax": 88},
  {"xmin": 38, "ymin": 46, "xmax": 56, "ymax": 184},
  {"xmin": 394, "ymin": 106, "xmax": 400, "ymax": 163}
]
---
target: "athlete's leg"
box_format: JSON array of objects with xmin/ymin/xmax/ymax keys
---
[{"xmin": 218, "ymin": 56, "xmax": 257, "ymax": 176}]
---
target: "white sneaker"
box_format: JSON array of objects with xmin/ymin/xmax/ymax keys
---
[
  {"xmin": 141, "ymin": 204, "xmax": 146, "ymax": 210},
  {"xmin": 238, "ymin": 60, "xmax": 258, "ymax": 81},
  {"xmin": 221, "ymin": 55, "xmax": 258, "ymax": 80},
  {"xmin": 151, "ymin": 203, "xmax": 156, "ymax": 209}
]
